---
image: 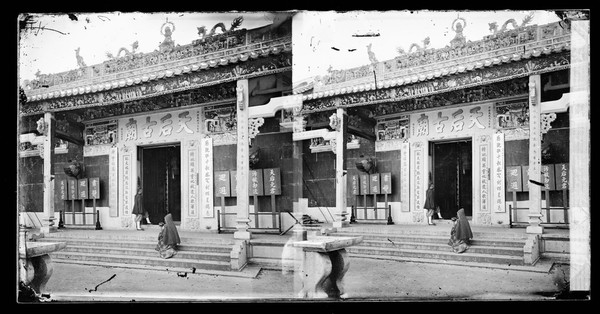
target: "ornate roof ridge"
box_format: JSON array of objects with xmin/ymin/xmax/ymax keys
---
[
  {"xmin": 310, "ymin": 21, "xmax": 570, "ymax": 96},
  {"xmin": 23, "ymin": 17, "xmax": 292, "ymax": 95}
]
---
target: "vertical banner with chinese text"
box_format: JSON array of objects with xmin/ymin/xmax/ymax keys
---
[
  {"xmin": 200, "ymin": 138, "xmax": 214, "ymax": 218},
  {"xmin": 492, "ymin": 133, "xmax": 506, "ymax": 212},
  {"xmin": 187, "ymin": 141, "xmax": 199, "ymax": 218},
  {"xmin": 400, "ymin": 142, "xmax": 410, "ymax": 212},
  {"xmin": 109, "ymin": 146, "xmax": 119, "ymax": 217}
]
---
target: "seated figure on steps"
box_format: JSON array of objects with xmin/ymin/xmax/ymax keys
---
[
  {"xmin": 448, "ymin": 208, "xmax": 473, "ymax": 254},
  {"xmin": 155, "ymin": 213, "xmax": 181, "ymax": 259}
]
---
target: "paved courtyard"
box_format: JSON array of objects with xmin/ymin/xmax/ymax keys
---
[{"xmin": 37, "ymin": 256, "xmax": 569, "ymax": 302}]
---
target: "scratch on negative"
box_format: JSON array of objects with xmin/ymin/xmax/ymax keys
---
[{"xmin": 88, "ymin": 274, "xmax": 116, "ymax": 293}]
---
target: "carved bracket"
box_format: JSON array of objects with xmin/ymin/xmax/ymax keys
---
[{"xmin": 248, "ymin": 118, "xmax": 265, "ymax": 139}]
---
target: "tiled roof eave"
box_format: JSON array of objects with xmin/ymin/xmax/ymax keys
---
[
  {"xmin": 302, "ymin": 45, "xmax": 571, "ymax": 104},
  {"xmin": 24, "ymin": 37, "xmax": 292, "ymax": 103}
]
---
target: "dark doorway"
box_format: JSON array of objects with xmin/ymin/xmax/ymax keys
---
[
  {"xmin": 432, "ymin": 139, "xmax": 472, "ymax": 219},
  {"xmin": 140, "ymin": 144, "xmax": 181, "ymax": 224}
]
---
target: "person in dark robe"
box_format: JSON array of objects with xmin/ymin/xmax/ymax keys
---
[
  {"xmin": 155, "ymin": 213, "xmax": 181, "ymax": 259},
  {"xmin": 448, "ymin": 208, "xmax": 473, "ymax": 253},
  {"xmin": 131, "ymin": 187, "xmax": 150, "ymax": 230},
  {"xmin": 423, "ymin": 183, "xmax": 442, "ymax": 225}
]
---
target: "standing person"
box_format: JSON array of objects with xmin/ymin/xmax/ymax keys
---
[
  {"xmin": 131, "ymin": 186, "xmax": 150, "ymax": 231},
  {"xmin": 423, "ymin": 183, "xmax": 442, "ymax": 225},
  {"xmin": 155, "ymin": 213, "xmax": 181, "ymax": 259},
  {"xmin": 448, "ymin": 208, "xmax": 473, "ymax": 253}
]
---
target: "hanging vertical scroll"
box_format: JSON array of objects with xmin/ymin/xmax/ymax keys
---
[{"xmin": 200, "ymin": 137, "xmax": 214, "ymax": 218}]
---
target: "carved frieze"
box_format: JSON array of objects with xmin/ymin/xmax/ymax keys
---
[
  {"xmin": 302, "ymin": 52, "xmax": 569, "ymax": 114},
  {"xmin": 21, "ymin": 52, "xmax": 292, "ymax": 116}
]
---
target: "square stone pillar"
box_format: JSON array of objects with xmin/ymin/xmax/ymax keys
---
[
  {"xmin": 333, "ymin": 108, "xmax": 349, "ymax": 228},
  {"xmin": 526, "ymin": 75, "xmax": 544, "ymax": 235},
  {"xmin": 569, "ymin": 19, "xmax": 590, "ymax": 292},
  {"xmin": 234, "ymin": 79, "xmax": 252, "ymax": 240},
  {"xmin": 41, "ymin": 112, "xmax": 56, "ymax": 234}
]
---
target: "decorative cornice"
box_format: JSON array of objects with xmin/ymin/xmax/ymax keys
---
[
  {"xmin": 307, "ymin": 21, "xmax": 570, "ymax": 97},
  {"xmin": 301, "ymin": 51, "xmax": 570, "ymax": 114},
  {"xmin": 23, "ymin": 31, "xmax": 291, "ymax": 101},
  {"xmin": 20, "ymin": 52, "xmax": 292, "ymax": 116}
]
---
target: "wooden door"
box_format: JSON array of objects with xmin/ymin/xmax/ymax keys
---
[
  {"xmin": 433, "ymin": 140, "xmax": 472, "ymax": 218},
  {"xmin": 141, "ymin": 145, "xmax": 181, "ymax": 223}
]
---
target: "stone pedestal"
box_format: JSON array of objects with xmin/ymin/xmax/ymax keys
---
[
  {"xmin": 293, "ymin": 236, "xmax": 362, "ymax": 299},
  {"xmin": 19, "ymin": 234, "xmax": 66, "ymax": 295}
]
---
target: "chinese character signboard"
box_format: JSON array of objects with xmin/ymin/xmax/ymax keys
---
[
  {"xmin": 350, "ymin": 174, "xmax": 360, "ymax": 196},
  {"xmin": 360, "ymin": 174, "xmax": 370, "ymax": 195},
  {"xmin": 59, "ymin": 180, "xmax": 69, "ymax": 200},
  {"xmin": 68, "ymin": 179, "xmax": 77, "ymax": 200},
  {"xmin": 479, "ymin": 138, "xmax": 490, "ymax": 212},
  {"xmin": 381, "ymin": 172, "xmax": 392, "ymax": 195},
  {"xmin": 410, "ymin": 104, "xmax": 493, "ymax": 139},
  {"xmin": 555, "ymin": 163, "xmax": 569, "ymax": 190},
  {"xmin": 120, "ymin": 108, "xmax": 202, "ymax": 143},
  {"xmin": 522, "ymin": 165, "xmax": 529, "ymax": 192},
  {"xmin": 505, "ymin": 166, "xmax": 522, "ymax": 192},
  {"xmin": 187, "ymin": 143, "xmax": 199, "ymax": 217},
  {"xmin": 370, "ymin": 174, "xmax": 380, "ymax": 194},
  {"xmin": 89, "ymin": 177, "xmax": 100, "ymax": 199},
  {"xmin": 200, "ymin": 138, "xmax": 214, "ymax": 218},
  {"xmin": 214, "ymin": 171, "xmax": 231, "ymax": 197},
  {"xmin": 492, "ymin": 133, "xmax": 505, "ymax": 212},
  {"xmin": 541, "ymin": 164, "xmax": 556, "ymax": 190},
  {"xmin": 400, "ymin": 142, "xmax": 410, "ymax": 211},
  {"xmin": 78, "ymin": 178, "xmax": 88, "ymax": 200},
  {"xmin": 263, "ymin": 168, "xmax": 281, "ymax": 196},
  {"xmin": 249, "ymin": 170, "xmax": 264, "ymax": 196}
]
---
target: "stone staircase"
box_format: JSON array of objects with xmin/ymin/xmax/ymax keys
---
[
  {"xmin": 35, "ymin": 228, "xmax": 235, "ymax": 273},
  {"xmin": 330, "ymin": 225, "xmax": 530, "ymax": 268}
]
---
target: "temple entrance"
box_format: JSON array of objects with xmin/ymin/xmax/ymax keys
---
[
  {"xmin": 431, "ymin": 139, "xmax": 472, "ymax": 219},
  {"xmin": 140, "ymin": 144, "xmax": 181, "ymax": 224}
]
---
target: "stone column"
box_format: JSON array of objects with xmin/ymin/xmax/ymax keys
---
[
  {"xmin": 569, "ymin": 19, "xmax": 590, "ymax": 292},
  {"xmin": 333, "ymin": 108, "xmax": 349, "ymax": 228},
  {"xmin": 234, "ymin": 79, "xmax": 252, "ymax": 240},
  {"xmin": 526, "ymin": 75, "xmax": 544, "ymax": 234},
  {"xmin": 41, "ymin": 112, "xmax": 56, "ymax": 234}
]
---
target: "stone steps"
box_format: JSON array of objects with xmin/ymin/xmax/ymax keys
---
[
  {"xmin": 52, "ymin": 244, "xmax": 230, "ymax": 262},
  {"xmin": 360, "ymin": 239, "xmax": 523, "ymax": 257},
  {"xmin": 347, "ymin": 245, "xmax": 524, "ymax": 266},
  {"xmin": 335, "ymin": 232, "xmax": 526, "ymax": 248},
  {"xmin": 36, "ymin": 233, "xmax": 234, "ymax": 272},
  {"xmin": 36, "ymin": 237, "xmax": 232, "ymax": 254},
  {"xmin": 330, "ymin": 229, "xmax": 527, "ymax": 266},
  {"xmin": 49, "ymin": 251, "xmax": 231, "ymax": 271}
]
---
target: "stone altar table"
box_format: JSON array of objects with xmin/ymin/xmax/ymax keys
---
[
  {"xmin": 19, "ymin": 233, "xmax": 66, "ymax": 296},
  {"xmin": 293, "ymin": 235, "xmax": 363, "ymax": 299}
]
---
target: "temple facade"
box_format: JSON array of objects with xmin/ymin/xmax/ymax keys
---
[
  {"xmin": 288, "ymin": 17, "xmax": 576, "ymax": 229},
  {"xmin": 19, "ymin": 15, "xmax": 294, "ymax": 233},
  {"xmin": 18, "ymin": 14, "xmax": 587, "ymax": 235}
]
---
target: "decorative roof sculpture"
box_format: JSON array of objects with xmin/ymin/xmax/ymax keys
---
[
  {"xmin": 159, "ymin": 18, "xmax": 176, "ymax": 52},
  {"xmin": 75, "ymin": 47, "xmax": 86, "ymax": 68},
  {"xmin": 196, "ymin": 16, "xmax": 244, "ymax": 41},
  {"xmin": 106, "ymin": 41, "xmax": 139, "ymax": 60},
  {"xmin": 367, "ymin": 43, "xmax": 378, "ymax": 65},
  {"xmin": 488, "ymin": 13, "xmax": 534, "ymax": 36},
  {"xmin": 449, "ymin": 16, "xmax": 467, "ymax": 48}
]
